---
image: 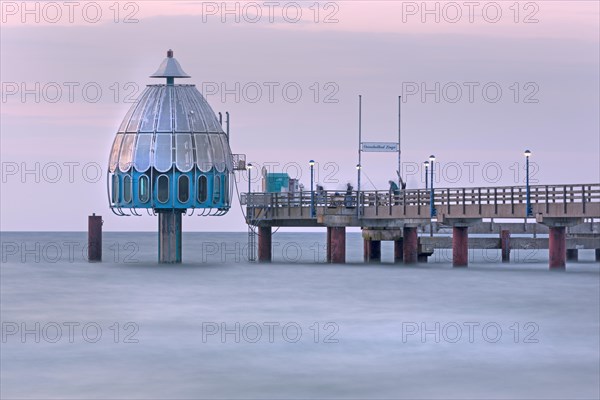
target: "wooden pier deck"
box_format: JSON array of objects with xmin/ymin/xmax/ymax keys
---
[{"xmin": 243, "ymin": 183, "xmax": 600, "ymax": 268}]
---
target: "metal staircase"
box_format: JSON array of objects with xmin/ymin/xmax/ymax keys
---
[{"xmin": 247, "ymin": 225, "xmax": 256, "ymax": 262}]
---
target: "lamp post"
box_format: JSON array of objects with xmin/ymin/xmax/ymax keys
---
[
  {"xmin": 358, "ymin": 95, "xmax": 362, "ymax": 208},
  {"xmin": 356, "ymin": 164, "xmax": 361, "ymax": 214},
  {"xmin": 424, "ymin": 161, "xmax": 429, "ymax": 190},
  {"xmin": 524, "ymin": 150, "xmax": 532, "ymax": 217},
  {"xmin": 310, "ymin": 160, "xmax": 315, "ymax": 217},
  {"xmin": 429, "ymin": 155, "xmax": 436, "ymax": 217}
]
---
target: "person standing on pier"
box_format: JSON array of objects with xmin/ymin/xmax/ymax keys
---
[
  {"xmin": 389, "ymin": 180, "xmax": 401, "ymax": 205},
  {"xmin": 345, "ymin": 183, "xmax": 354, "ymax": 208},
  {"xmin": 316, "ymin": 184, "xmax": 325, "ymax": 206}
]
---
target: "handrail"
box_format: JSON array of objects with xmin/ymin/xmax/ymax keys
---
[{"xmin": 245, "ymin": 184, "xmax": 600, "ymax": 210}]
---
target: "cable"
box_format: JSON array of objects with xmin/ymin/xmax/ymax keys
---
[
  {"xmin": 232, "ymin": 173, "xmax": 281, "ymax": 236},
  {"xmin": 361, "ymin": 169, "xmax": 378, "ymax": 190}
]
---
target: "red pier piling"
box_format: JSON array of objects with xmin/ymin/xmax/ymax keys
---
[
  {"xmin": 452, "ymin": 226, "xmax": 469, "ymax": 267},
  {"xmin": 328, "ymin": 227, "xmax": 346, "ymax": 263},
  {"xmin": 403, "ymin": 227, "xmax": 418, "ymax": 264},
  {"xmin": 258, "ymin": 226, "xmax": 272, "ymax": 263},
  {"xmin": 549, "ymin": 226, "xmax": 566, "ymax": 269}
]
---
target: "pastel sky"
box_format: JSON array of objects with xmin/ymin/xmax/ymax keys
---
[{"xmin": 1, "ymin": 1, "xmax": 599, "ymax": 231}]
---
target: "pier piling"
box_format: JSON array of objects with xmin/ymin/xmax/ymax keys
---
[
  {"xmin": 549, "ymin": 226, "xmax": 566, "ymax": 269},
  {"xmin": 417, "ymin": 250, "xmax": 429, "ymax": 263},
  {"xmin": 258, "ymin": 226, "xmax": 272, "ymax": 263},
  {"xmin": 326, "ymin": 228, "xmax": 332, "ymax": 263},
  {"xmin": 403, "ymin": 227, "xmax": 418, "ymax": 264},
  {"xmin": 244, "ymin": 183, "xmax": 598, "ymax": 269},
  {"xmin": 394, "ymin": 239, "xmax": 404, "ymax": 263},
  {"xmin": 158, "ymin": 210, "xmax": 183, "ymax": 263},
  {"xmin": 501, "ymin": 230, "xmax": 511, "ymax": 263},
  {"xmin": 328, "ymin": 227, "xmax": 346, "ymax": 263},
  {"xmin": 452, "ymin": 226, "xmax": 469, "ymax": 267},
  {"xmin": 364, "ymin": 239, "xmax": 381, "ymax": 262},
  {"xmin": 88, "ymin": 214, "xmax": 102, "ymax": 262}
]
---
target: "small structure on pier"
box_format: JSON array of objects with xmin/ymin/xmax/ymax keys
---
[{"xmin": 107, "ymin": 50, "xmax": 244, "ymax": 263}]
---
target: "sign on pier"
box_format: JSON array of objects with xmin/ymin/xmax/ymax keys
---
[{"xmin": 361, "ymin": 142, "xmax": 399, "ymax": 152}]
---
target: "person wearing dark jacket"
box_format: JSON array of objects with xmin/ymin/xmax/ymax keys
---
[{"xmin": 345, "ymin": 183, "xmax": 354, "ymax": 208}]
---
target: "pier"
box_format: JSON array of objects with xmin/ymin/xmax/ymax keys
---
[{"xmin": 243, "ymin": 183, "xmax": 600, "ymax": 269}]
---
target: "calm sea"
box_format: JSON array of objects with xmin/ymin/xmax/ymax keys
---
[{"xmin": 1, "ymin": 232, "xmax": 599, "ymax": 399}]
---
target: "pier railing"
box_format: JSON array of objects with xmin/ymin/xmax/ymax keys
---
[{"xmin": 242, "ymin": 183, "xmax": 600, "ymax": 222}]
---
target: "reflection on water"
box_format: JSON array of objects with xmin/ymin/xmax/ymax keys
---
[{"xmin": 1, "ymin": 232, "xmax": 599, "ymax": 399}]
